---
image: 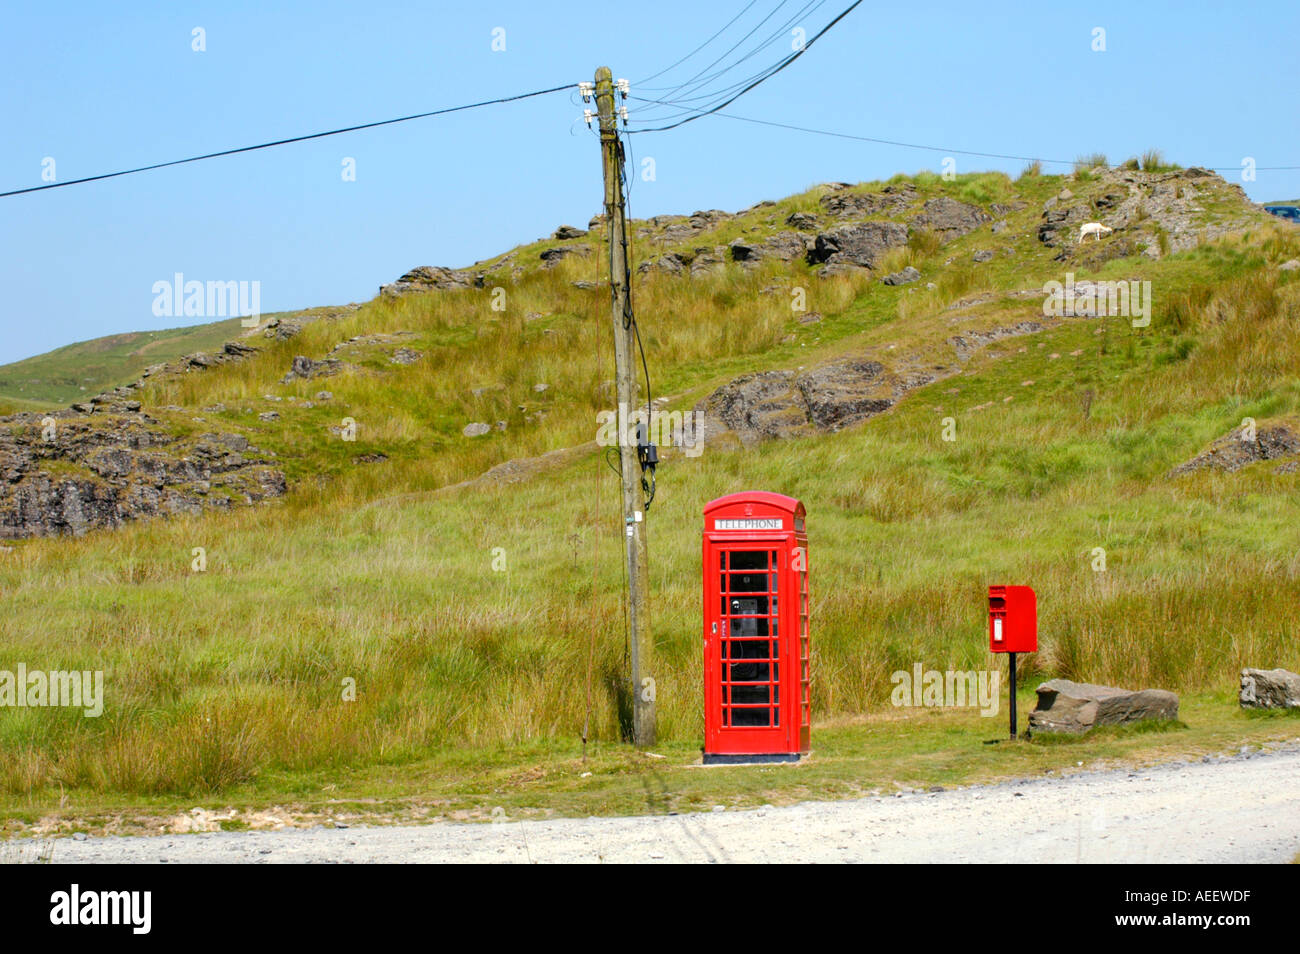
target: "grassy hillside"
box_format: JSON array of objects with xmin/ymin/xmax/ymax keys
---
[
  {"xmin": 0, "ymin": 315, "xmax": 271, "ymax": 407},
  {"xmin": 2, "ymin": 165, "xmax": 1299, "ymax": 820}
]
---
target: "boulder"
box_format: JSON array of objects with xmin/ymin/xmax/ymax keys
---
[
  {"xmin": 539, "ymin": 245, "xmax": 591, "ymax": 267},
  {"xmin": 908, "ymin": 197, "xmax": 991, "ymax": 241},
  {"xmin": 380, "ymin": 265, "xmax": 484, "ymax": 295},
  {"xmin": 819, "ymin": 185, "xmax": 914, "ymax": 218},
  {"xmin": 729, "ymin": 231, "xmax": 807, "ymax": 264},
  {"xmin": 881, "ymin": 266, "xmax": 921, "ymax": 286},
  {"xmin": 1028, "ymin": 679, "xmax": 1179, "ymax": 735},
  {"xmin": 1239, "ymin": 668, "xmax": 1300, "ymax": 709},
  {"xmin": 390, "ymin": 348, "xmax": 423, "ymax": 365},
  {"xmin": 691, "ymin": 353, "xmax": 936, "ymax": 445},
  {"xmin": 808, "ymin": 221, "xmax": 909, "ymax": 268},
  {"xmin": 462, "ymin": 422, "xmax": 491, "ymax": 437},
  {"xmin": 1171, "ymin": 423, "xmax": 1300, "ymax": 475},
  {"xmin": 552, "ymin": 225, "xmax": 587, "ymax": 240},
  {"xmin": 0, "ymin": 411, "xmax": 285, "ymax": 538},
  {"xmin": 785, "ymin": 211, "xmax": 819, "ymax": 230}
]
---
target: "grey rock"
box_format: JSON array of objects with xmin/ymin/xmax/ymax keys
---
[
  {"xmin": 691, "ymin": 353, "xmax": 936, "ymax": 446},
  {"xmin": 972, "ymin": 249, "xmax": 995, "ymax": 263},
  {"xmin": 552, "ymin": 225, "xmax": 587, "ymax": 240},
  {"xmin": 390, "ymin": 348, "xmax": 423, "ymax": 365},
  {"xmin": 463, "ymin": 422, "xmax": 491, "ymax": 437},
  {"xmin": 819, "ymin": 185, "xmax": 914, "ymax": 218},
  {"xmin": 539, "ymin": 245, "xmax": 591, "ymax": 267},
  {"xmin": 1172, "ymin": 423, "xmax": 1300, "ymax": 475},
  {"xmin": 1280, "ymin": 259, "xmax": 1300, "ymax": 271},
  {"xmin": 908, "ymin": 197, "xmax": 992, "ymax": 241},
  {"xmin": 1028, "ymin": 679, "xmax": 1179, "ymax": 735},
  {"xmin": 380, "ymin": 266, "xmax": 484, "ymax": 296},
  {"xmin": 0, "ymin": 411, "xmax": 285, "ymax": 539},
  {"xmin": 881, "ymin": 266, "xmax": 921, "ymax": 286},
  {"xmin": 1239, "ymin": 668, "xmax": 1300, "ymax": 709},
  {"xmin": 808, "ymin": 221, "xmax": 909, "ymax": 268},
  {"xmin": 785, "ymin": 211, "xmax": 819, "ymax": 230}
]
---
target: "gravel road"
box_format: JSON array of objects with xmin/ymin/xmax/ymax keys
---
[{"xmin": 45, "ymin": 744, "xmax": 1300, "ymax": 864}]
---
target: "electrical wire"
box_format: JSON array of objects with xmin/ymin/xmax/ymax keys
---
[
  {"xmin": 0, "ymin": 83, "xmax": 575, "ymax": 198},
  {"xmin": 636, "ymin": 105, "xmax": 1300, "ymax": 172},
  {"xmin": 633, "ymin": 0, "xmax": 764, "ymax": 86},
  {"xmin": 630, "ymin": 0, "xmax": 826, "ymax": 124},
  {"xmin": 629, "ymin": 0, "xmax": 862, "ymax": 134}
]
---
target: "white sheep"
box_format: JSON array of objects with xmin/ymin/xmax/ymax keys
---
[{"xmin": 1079, "ymin": 222, "xmax": 1114, "ymax": 242}]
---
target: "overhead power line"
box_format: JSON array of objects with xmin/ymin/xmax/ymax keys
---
[
  {"xmin": 0, "ymin": 83, "xmax": 574, "ymax": 199},
  {"xmin": 628, "ymin": 0, "xmax": 862, "ymax": 134},
  {"xmin": 633, "ymin": 0, "xmax": 763, "ymax": 86},
  {"xmin": 630, "ymin": 101, "xmax": 1300, "ymax": 173},
  {"xmin": 630, "ymin": 0, "xmax": 827, "ymax": 125}
]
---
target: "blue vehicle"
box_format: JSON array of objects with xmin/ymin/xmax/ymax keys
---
[{"xmin": 1264, "ymin": 205, "xmax": 1300, "ymax": 223}]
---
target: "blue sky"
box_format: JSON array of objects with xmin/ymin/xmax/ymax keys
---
[{"xmin": 1, "ymin": 1, "xmax": 1296, "ymax": 365}]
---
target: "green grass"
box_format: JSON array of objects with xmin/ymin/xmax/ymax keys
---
[
  {"xmin": 1, "ymin": 165, "xmax": 1298, "ymax": 826},
  {"xmin": 0, "ymin": 312, "xmax": 317, "ymax": 407},
  {"xmin": 2, "ymin": 693, "xmax": 1294, "ymax": 836}
]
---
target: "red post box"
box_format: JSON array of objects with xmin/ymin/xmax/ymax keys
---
[
  {"xmin": 988, "ymin": 584, "xmax": 1036, "ymax": 739},
  {"xmin": 702, "ymin": 492, "xmax": 809, "ymax": 763},
  {"xmin": 988, "ymin": 585, "xmax": 1037, "ymax": 653}
]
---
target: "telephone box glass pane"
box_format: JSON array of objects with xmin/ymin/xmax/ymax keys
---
[
  {"xmin": 729, "ymin": 572, "xmax": 766, "ymax": 593},
  {"xmin": 719, "ymin": 549, "xmax": 779, "ymax": 732}
]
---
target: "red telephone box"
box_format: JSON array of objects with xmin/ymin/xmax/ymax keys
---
[{"xmin": 702, "ymin": 492, "xmax": 810, "ymax": 763}]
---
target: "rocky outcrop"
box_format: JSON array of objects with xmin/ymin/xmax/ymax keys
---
[
  {"xmin": 820, "ymin": 183, "xmax": 915, "ymax": 218},
  {"xmin": 539, "ymin": 245, "xmax": 591, "ymax": 267},
  {"xmin": 1028, "ymin": 679, "xmax": 1180, "ymax": 735},
  {"xmin": 729, "ymin": 231, "xmax": 809, "ymax": 265},
  {"xmin": 881, "ymin": 266, "xmax": 921, "ymax": 286},
  {"xmin": 1239, "ymin": 668, "xmax": 1300, "ymax": 709},
  {"xmin": 380, "ymin": 266, "xmax": 485, "ymax": 296},
  {"xmin": 909, "ymin": 197, "xmax": 991, "ymax": 241},
  {"xmin": 0, "ymin": 411, "xmax": 285, "ymax": 538},
  {"xmin": 1038, "ymin": 168, "xmax": 1257, "ymax": 261},
  {"xmin": 692, "ymin": 355, "xmax": 939, "ymax": 445},
  {"xmin": 282, "ymin": 355, "xmax": 343, "ymax": 383},
  {"xmin": 1171, "ymin": 422, "xmax": 1300, "ymax": 475},
  {"xmin": 946, "ymin": 321, "xmax": 1044, "ymax": 361},
  {"xmin": 807, "ymin": 221, "xmax": 909, "ymax": 269}
]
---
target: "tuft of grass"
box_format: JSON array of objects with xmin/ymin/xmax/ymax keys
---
[{"xmin": 1074, "ymin": 153, "xmax": 1109, "ymax": 179}]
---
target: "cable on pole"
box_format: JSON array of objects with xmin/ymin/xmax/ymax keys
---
[{"xmin": 0, "ymin": 83, "xmax": 576, "ymax": 199}]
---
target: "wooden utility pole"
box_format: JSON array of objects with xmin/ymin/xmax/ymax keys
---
[{"xmin": 594, "ymin": 66, "xmax": 655, "ymax": 746}]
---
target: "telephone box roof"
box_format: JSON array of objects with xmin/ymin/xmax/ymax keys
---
[{"xmin": 703, "ymin": 491, "xmax": 804, "ymax": 517}]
